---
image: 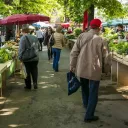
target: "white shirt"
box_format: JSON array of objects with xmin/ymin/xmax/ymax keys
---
[{"xmin": 36, "ymin": 30, "xmax": 44, "ymax": 38}]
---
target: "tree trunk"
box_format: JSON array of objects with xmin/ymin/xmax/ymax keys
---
[
  {"xmin": 64, "ymin": 0, "xmax": 69, "ymax": 22},
  {"xmin": 88, "ymin": 4, "xmax": 94, "ymax": 27}
]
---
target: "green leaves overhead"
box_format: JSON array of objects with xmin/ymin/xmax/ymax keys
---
[
  {"xmin": 0, "ymin": 0, "xmax": 62, "ymax": 18},
  {"xmin": 96, "ymin": 0, "xmax": 124, "ymax": 18},
  {"xmin": 58, "ymin": 0, "xmax": 124, "ymax": 23},
  {"xmin": 0, "ymin": 0, "xmax": 125, "ymax": 23}
]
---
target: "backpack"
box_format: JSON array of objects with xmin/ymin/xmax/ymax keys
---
[{"xmin": 22, "ymin": 36, "xmax": 37, "ymax": 61}]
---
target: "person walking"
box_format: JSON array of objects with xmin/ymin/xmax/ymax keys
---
[
  {"xmin": 44, "ymin": 27, "xmax": 54, "ymax": 60},
  {"xmin": 36, "ymin": 28, "xmax": 44, "ymax": 51},
  {"xmin": 18, "ymin": 25, "xmax": 39, "ymax": 90},
  {"xmin": 52, "ymin": 25, "xmax": 65, "ymax": 72},
  {"xmin": 70, "ymin": 19, "xmax": 109, "ymax": 122}
]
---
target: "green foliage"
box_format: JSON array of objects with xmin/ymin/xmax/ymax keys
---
[
  {"xmin": 66, "ymin": 34, "xmax": 75, "ymax": 39},
  {"xmin": 0, "ymin": 0, "xmax": 13, "ymax": 16},
  {"xmin": 0, "ymin": 48, "xmax": 12, "ymax": 63},
  {"xmin": 122, "ymin": 4, "xmax": 128, "ymax": 18},
  {"xmin": 58, "ymin": 0, "xmax": 124, "ymax": 23},
  {"xmin": 0, "ymin": 0, "xmax": 62, "ymax": 18},
  {"xmin": 74, "ymin": 28, "xmax": 82, "ymax": 37},
  {"xmin": 109, "ymin": 42, "xmax": 128, "ymax": 55},
  {"xmin": 102, "ymin": 27, "xmax": 118, "ymax": 41}
]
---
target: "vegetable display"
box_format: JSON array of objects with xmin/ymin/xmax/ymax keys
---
[
  {"xmin": 0, "ymin": 41, "xmax": 17, "ymax": 63},
  {"xmin": 65, "ymin": 34, "xmax": 75, "ymax": 39},
  {"xmin": 102, "ymin": 27, "xmax": 118, "ymax": 41},
  {"xmin": 109, "ymin": 41, "xmax": 128, "ymax": 55}
]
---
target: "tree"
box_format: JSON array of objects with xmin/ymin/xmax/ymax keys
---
[
  {"xmin": 0, "ymin": 0, "xmax": 13, "ymax": 16},
  {"xmin": 0, "ymin": 0, "xmax": 63, "ymax": 19},
  {"xmin": 58, "ymin": 0, "xmax": 124, "ymax": 24}
]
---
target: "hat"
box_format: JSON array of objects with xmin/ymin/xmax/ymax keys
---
[{"xmin": 90, "ymin": 19, "xmax": 102, "ymax": 29}]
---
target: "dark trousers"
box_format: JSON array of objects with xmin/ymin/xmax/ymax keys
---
[
  {"xmin": 38, "ymin": 38, "xmax": 43, "ymax": 51},
  {"xmin": 80, "ymin": 78, "xmax": 100, "ymax": 119},
  {"xmin": 48, "ymin": 46, "xmax": 53, "ymax": 60},
  {"xmin": 23, "ymin": 61, "xmax": 38, "ymax": 89},
  {"xmin": 52, "ymin": 48, "xmax": 61, "ymax": 72}
]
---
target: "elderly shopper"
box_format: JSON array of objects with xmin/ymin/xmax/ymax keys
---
[
  {"xmin": 52, "ymin": 25, "xmax": 65, "ymax": 72},
  {"xmin": 18, "ymin": 25, "xmax": 39, "ymax": 90},
  {"xmin": 70, "ymin": 19, "xmax": 109, "ymax": 122}
]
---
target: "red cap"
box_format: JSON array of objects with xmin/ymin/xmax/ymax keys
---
[{"xmin": 90, "ymin": 19, "xmax": 102, "ymax": 28}]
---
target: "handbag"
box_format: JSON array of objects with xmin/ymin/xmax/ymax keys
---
[
  {"xmin": 22, "ymin": 36, "xmax": 37, "ymax": 61},
  {"xmin": 49, "ymin": 34, "xmax": 55, "ymax": 46},
  {"xmin": 67, "ymin": 71, "xmax": 81, "ymax": 95}
]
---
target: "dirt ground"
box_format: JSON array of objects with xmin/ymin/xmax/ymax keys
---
[{"xmin": 0, "ymin": 47, "xmax": 128, "ymax": 128}]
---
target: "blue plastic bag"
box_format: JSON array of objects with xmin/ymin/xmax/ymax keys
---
[{"xmin": 67, "ymin": 71, "xmax": 81, "ymax": 95}]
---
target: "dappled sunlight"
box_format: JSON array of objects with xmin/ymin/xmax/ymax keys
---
[
  {"xmin": 116, "ymin": 86, "xmax": 128, "ymax": 99},
  {"xmin": 117, "ymin": 86, "xmax": 128, "ymax": 92},
  {"xmin": 5, "ymin": 97, "xmax": 31, "ymax": 104},
  {"xmin": 122, "ymin": 94, "xmax": 128, "ymax": 99},
  {"xmin": 0, "ymin": 97, "xmax": 7, "ymax": 105},
  {"xmin": 40, "ymin": 73, "xmax": 55, "ymax": 79},
  {"xmin": 8, "ymin": 124, "xmax": 29, "ymax": 127},
  {"xmin": 0, "ymin": 108, "xmax": 19, "ymax": 116},
  {"xmin": 0, "ymin": 97, "xmax": 6, "ymax": 100},
  {"xmin": 5, "ymin": 99, "xmax": 12, "ymax": 103},
  {"xmin": 0, "ymin": 100, "xmax": 5, "ymax": 105},
  {"xmin": 15, "ymin": 81, "xmax": 24, "ymax": 85},
  {"xmin": 46, "ymin": 71, "xmax": 54, "ymax": 73},
  {"xmin": 42, "ymin": 84, "xmax": 60, "ymax": 89},
  {"xmin": 10, "ymin": 81, "xmax": 24, "ymax": 86},
  {"xmin": 38, "ymin": 81, "xmax": 49, "ymax": 85},
  {"xmin": 41, "ymin": 75, "xmax": 54, "ymax": 79},
  {"xmin": 49, "ymin": 74, "xmax": 54, "ymax": 76}
]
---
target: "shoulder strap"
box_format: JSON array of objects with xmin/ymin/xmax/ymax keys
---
[
  {"xmin": 80, "ymin": 33, "xmax": 94, "ymax": 49},
  {"xmin": 25, "ymin": 35, "xmax": 31, "ymax": 47}
]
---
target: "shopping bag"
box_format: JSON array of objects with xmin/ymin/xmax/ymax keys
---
[
  {"xmin": 20, "ymin": 63, "xmax": 27, "ymax": 79},
  {"xmin": 67, "ymin": 71, "xmax": 81, "ymax": 95}
]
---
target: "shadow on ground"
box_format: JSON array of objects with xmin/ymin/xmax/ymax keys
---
[{"xmin": 0, "ymin": 47, "xmax": 128, "ymax": 128}]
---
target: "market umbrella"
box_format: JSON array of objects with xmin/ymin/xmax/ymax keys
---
[
  {"xmin": 0, "ymin": 14, "xmax": 50, "ymax": 25},
  {"xmin": 32, "ymin": 21, "xmax": 51, "ymax": 28},
  {"xmin": 102, "ymin": 22, "xmax": 108, "ymax": 27},
  {"xmin": 61, "ymin": 23, "xmax": 70, "ymax": 28}
]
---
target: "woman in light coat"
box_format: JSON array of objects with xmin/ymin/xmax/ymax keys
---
[{"xmin": 52, "ymin": 25, "xmax": 65, "ymax": 72}]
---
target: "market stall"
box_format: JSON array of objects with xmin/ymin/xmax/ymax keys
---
[
  {"xmin": 0, "ymin": 14, "xmax": 50, "ymax": 96},
  {"xmin": 109, "ymin": 41, "xmax": 128, "ymax": 86},
  {"xmin": 102, "ymin": 26, "xmax": 128, "ymax": 87},
  {"xmin": 0, "ymin": 41, "xmax": 19, "ymax": 96},
  {"xmin": 65, "ymin": 28, "xmax": 82, "ymax": 49}
]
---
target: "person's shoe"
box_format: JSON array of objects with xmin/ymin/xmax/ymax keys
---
[
  {"xmin": 24, "ymin": 86, "xmax": 31, "ymax": 90},
  {"xmin": 83, "ymin": 104, "xmax": 87, "ymax": 109},
  {"xmin": 34, "ymin": 86, "xmax": 38, "ymax": 89},
  {"xmin": 33, "ymin": 84, "xmax": 38, "ymax": 89},
  {"xmin": 84, "ymin": 116, "xmax": 99, "ymax": 123}
]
